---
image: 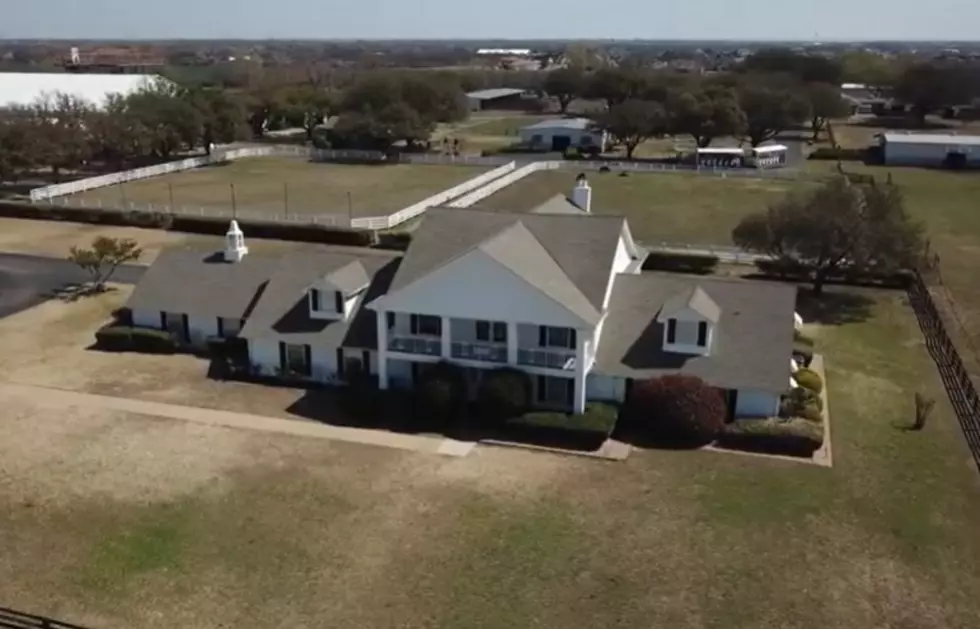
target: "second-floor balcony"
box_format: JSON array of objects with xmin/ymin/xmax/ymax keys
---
[
  {"xmin": 389, "ymin": 335, "xmax": 441, "ymax": 356},
  {"xmin": 518, "ymin": 348, "xmax": 577, "ymax": 370},
  {"xmin": 451, "ymin": 341, "xmax": 507, "ymax": 363}
]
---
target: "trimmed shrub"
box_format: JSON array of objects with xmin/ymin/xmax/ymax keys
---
[
  {"xmin": 511, "ymin": 403, "xmax": 619, "ymax": 436},
  {"xmin": 808, "ymin": 146, "xmax": 869, "ymax": 161},
  {"xmin": 800, "ymin": 404, "xmax": 823, "ymax": 422},
  {"xmin": 128, "ymin": 327, "xmax": 178, "ymax": 354},
  {"xmin": 415, "ymin": 361, "xmax": 467, "ymax": 424},
  {"xmin": 643, "ymin": 251, "xmax": 720, "ymax": 275},
  {"xmin": 94, "ymin": 325, "xmax": 132, "ymax": 351},
  {"xmin": 795, "ymin": 368, "xmax": 824, "ymax": 394},
  {"xmin": 94, "ymin": 325, "xmax": 176, "ymax": 354},
  {"xmin": 781, "ymin": 387, "xmax": 822, "ymax": 418},
  {"xmin": 478, "ymin": 367, "xmax": 532, "ymax": 423},
  {"xmin": 626, "ymin": 375, "xmax": 727, "ymax": 446},
  {"xmin": 717, "ymin": 418, "xmax": 824, "ymax": 457}
]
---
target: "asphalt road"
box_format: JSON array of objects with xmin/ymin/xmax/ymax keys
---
[{"xmin": 0, "ymin": 253, "xmax": 145, "ymax": 319}]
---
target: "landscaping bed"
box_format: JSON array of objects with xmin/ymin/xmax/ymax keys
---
[
  {"xmin": 716, "ymin": 417, "xmax": 824, "ymax": 458},
  {"xmin": 482, "ymin": 403, "xmax": 620, "ymax": 452}
]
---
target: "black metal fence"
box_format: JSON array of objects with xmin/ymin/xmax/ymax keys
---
[
  {"xmin": 0, "ymin": 606, "xmax": 91, "ymax": 629},
  {"xmin": 906, "ymin": 269, "xmax": 980, "ymax": 466}
]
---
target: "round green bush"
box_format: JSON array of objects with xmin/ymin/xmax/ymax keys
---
[
  {"xmin": 800, "ymin": 404, "xmax": 823, "ymax": 422},
  {"xmin": 626, "ymin": 375, "xmax": 726, "ymax": 446},
  {"xmin": 795, "ymin": 368, "xmax": 824, "ymax": 394},
  {"xmin": 783, "ymin": 387, "xmax": 823, "ymax": 419},
  {"xmin": 478, "ymin": 368, "xmax": 531, "ymax": 423}
]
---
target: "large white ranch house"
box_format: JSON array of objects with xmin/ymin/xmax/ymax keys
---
[{"xmin": 124, "ymin": 179, "xmax": 798, "ymax": 418}]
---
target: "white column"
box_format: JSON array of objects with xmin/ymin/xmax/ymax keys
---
[
  {"xmin": 375, "ymin": 309, "xmax": 389, "ymax": 390},
  {"xmin": 507, "ymin": 321, "xmax": 519, "ymax": 365},
  {"xmin": 572, "ymin": 329, "xmax": 588, "ymax": 414},
  {"xmin": 441, "ymin": 316, "xmax": 451, "ymax": 359}
]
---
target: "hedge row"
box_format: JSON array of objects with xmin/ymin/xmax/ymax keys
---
[
  {"xmin": 753, "ymin": 257, "xmax": 912, "ymax": 288},
  {"xmin": 643, "ymin": 251, "xmax": 720, "ymax": 275},
  {"xmin": 716, "ymin": 418, "xmax": 824, "ymax": 458},
  {"xmin": 0, "ymin": 200, "xmax": 378, "ymax": 247},
  {"xmin": 94, "ymin": 325, "xmax": 177, "ymax": 354}
]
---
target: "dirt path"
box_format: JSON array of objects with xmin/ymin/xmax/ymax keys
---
[{"xmin": 0, "ymin": 381, "xmax": 475, "ymax": 458}]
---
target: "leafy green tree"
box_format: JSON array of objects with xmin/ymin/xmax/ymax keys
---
[
  {"xmin": 732, "ymin": 178, "xmax": 924, "ymax": 294},
  {"xmin": 742, "ymin": 48, "xmax": 844, "ymax": 85},
  {"xmin": 543, "ymin": 67, "xmax": 588, "ymax": 113},
  {"xmin": 68, "ymin": 236, "xmax": 143, "ymax": 292},
  {"xmin": 667, "ymin": 88, "xmax": 746, "ymax": 147},
  {"xmin": 737, "ymin": 81, "xmax": 811, "ymax": 146},
  {"xmin": 806, "ymin": 82, "xmax": 850, "ymax": 140},
  {"xmin": 894, "ymin": 62, "xmax": 974, "ymax": 126},
  {"xmin": 591, "ymin": 99, "xmax": 667, "ymax": 159}
]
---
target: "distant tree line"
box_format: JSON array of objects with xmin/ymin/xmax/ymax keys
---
[{"xmin": 3, "ymin": 47, "xmax": 978, "ymax": 185}]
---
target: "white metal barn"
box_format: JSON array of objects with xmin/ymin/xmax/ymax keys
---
[
  {"xmin": 880, "ymin": 133, "xmax": 980, "ymax": 168},
  {"xmin": 0, "ymin": 72, "xmax": 165, "ymax": 109},
  {"xmin": 520, "ymin": 118, "xmax": 607, "ymax": 152}
]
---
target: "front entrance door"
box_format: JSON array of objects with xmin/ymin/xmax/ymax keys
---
[{"xmin": 551, "ymin": 135, "xmax": 572, "ymax": 152}]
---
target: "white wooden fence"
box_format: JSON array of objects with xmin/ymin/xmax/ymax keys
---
[
  {"xmin": 447, "ymin": 161, "xmax": 558, "ymax": 208},
  {"xmin": 350, "ymin": 161, "xmax": 517, "ymax": 230}
]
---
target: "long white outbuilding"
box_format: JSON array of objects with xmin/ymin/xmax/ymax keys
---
[
  {"xmin": 0, "ymin": 72, "xmax": 164, "ymax": 109},
  {"xmin": 880, "ymin": 132, "xmax": 980, "ymax": 168}
]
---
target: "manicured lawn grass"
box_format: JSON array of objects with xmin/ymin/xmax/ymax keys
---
[
  {"xmin": 483, "ymin": 169, "xmax": 813, "ymax": 245},
  {"xmin": 4, "ymin": 290, "xmax": 980, "ymax": 628},
  {"xmin": 66, "ymin": 157, "xmax": 487, "ymax": 219}
]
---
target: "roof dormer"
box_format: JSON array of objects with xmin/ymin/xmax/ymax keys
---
[
  {"xmin": 308, "ymin": 261, "xmax": 369, "ymax": 321},
  {"xmin": 657, "ymin": 285, "xmax": 720, "ymax": 357}
]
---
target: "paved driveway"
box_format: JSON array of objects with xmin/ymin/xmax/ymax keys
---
[{"xmin": 0, "ymin": 253, "xmax": 145, "ymax": 319}]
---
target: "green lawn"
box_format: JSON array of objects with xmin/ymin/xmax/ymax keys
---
[
  {"xmin": 483, "ymin": 169, "xmax": 813, "ymax": 245},
  {"xmin": 3, "ymin": 290, "xmax": 980, "ymax": 628},
  {"xmin": 67, "ymin": 157, "xmax": 487, "ymax": 219}
]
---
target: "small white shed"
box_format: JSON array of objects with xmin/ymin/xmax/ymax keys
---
[{"xmin": 520, "ymin": 118, "xmax": 607, "ymax": 152}]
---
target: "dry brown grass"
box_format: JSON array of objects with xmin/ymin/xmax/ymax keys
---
[
  {"xmin": 1, "ymin": 290, "xmax": 980, "ymax": 629},
  {"xmin": 65, "ymin": 157, "xmax": 487, "ymax": 219}
]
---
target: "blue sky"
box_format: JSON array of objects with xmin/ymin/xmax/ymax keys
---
[{"xmin": 1, "ymin": 0, "xmax": 977, "ymax": 40}]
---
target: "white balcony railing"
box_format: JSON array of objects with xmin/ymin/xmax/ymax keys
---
[
  {"xmin": 389, "ymin": 336, "xmax": 441, "ymax": 356},
  {"xmin": 517, "ymin": 348, "xmax": 577, "ymax": 370},
  {"xmin": 451, "ymin": 341, "xmax": 507, "ymax": 363}
]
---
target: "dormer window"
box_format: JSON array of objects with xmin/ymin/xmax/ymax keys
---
[
  {"xmin": 309, "ymin": 288, "xmax": 343, "ymax": 314},
  {"xmin": 657, "ymin": 286, "xmax": 720, "ymax": 356}
]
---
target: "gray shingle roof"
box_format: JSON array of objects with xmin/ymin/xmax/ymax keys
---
[
  {"xmin": 594, "ymin": 273, "xmax": 797, "ymax": 392},
  {"xmin": 466, "ymin": 88, "xmax": 526, "ymax": 100},
  {"xmin": 123, "ymin": 248, "xmax": 279, "ymax": 320},
  {"xmin": 530, "ymin": 194, "xmax": 587, "ymax": 216},
  {"xmin": 523, "ymin": 117, "xmax": 593, "ymax": 131},
  {"xmin": 239, "ymin": 249, "xmax": 400, "ymax": 349},
  {"xmin": 322, "ymin": 261, "xmax": 370, "ymax": 296},
  {"xmin": 657, "ymin": 285, "xmax": 721, "ymax": 323},
  {"xmin": 377, "ymin": 207, "xmax": 628, "ymax": 324}
]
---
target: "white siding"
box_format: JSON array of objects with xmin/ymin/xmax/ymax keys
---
[
  {"xmin": 884, "ymin": 140, "xmax": 980, "ymax": 167},
  {"xmin": 377, "ymin": 248, "xmax": 590, "ymax": 329},
  {"xmin": 310, "ymin": 345, "xmax": 339, "ymax": 381},
  {"xmin": 248, "ymin": 339, "xmax": 281, "ymax": 376},
  {"xmin": 586, "ymin": 373, "xmax": 626, "ymax": 403},
  {"xmin": 735, "ymin": 389, "xmax": 780, "ymax": 418}
]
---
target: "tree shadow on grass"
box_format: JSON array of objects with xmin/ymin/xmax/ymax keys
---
[
  {"xmin": 47, "ymin": 282, "xmax": 116, "ymax": 303},
  {"xmin": 848, "ymin": 116, "xmax": 957, "ymax": 131},
  {"xmin": 795, "ymin": 288, "xmax": 876, "ymax": 326}
]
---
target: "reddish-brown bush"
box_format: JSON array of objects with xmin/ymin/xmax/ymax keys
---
[{"xmin": 626, "ymin": 375, "xmax": 727, "ymax": 446}]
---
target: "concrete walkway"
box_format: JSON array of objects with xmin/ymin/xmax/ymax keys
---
[{"xmin": 0, "ymin": 382, "xmax": 476, "ymax": 458}]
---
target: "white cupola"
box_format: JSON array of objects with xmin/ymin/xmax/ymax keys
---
[
  {"xmin": 224, "ymin": 220, "xmax": 248, "ymax": 262},
  {"xmin": 571, "ymin": 173, "xmax": 592, "ymax": 213}
]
